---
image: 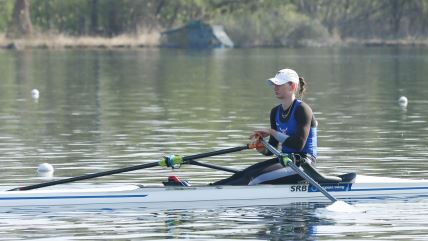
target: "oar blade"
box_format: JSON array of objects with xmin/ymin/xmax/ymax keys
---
[{"xmin": 326, "ymin": 200, "xmax": 357, "ymax": 212}]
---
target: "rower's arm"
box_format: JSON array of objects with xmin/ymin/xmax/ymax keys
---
[
  {"xmin": 282, "ymin": 103, "xmax": 313, "ymax": 150},
  {"xmin": 261, "ymin": 107, "xmax": 279, "ymax": 156}
]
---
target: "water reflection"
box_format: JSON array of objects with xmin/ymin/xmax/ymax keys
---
[
  {"xmin": 2, "ymin": 48, "xmax": 428, "ymax": 185},
  {"xmin": 1, "ymin": 48, "xmax": 428, "ymax": 240},
  {"xmin": 1, "ymin": 199, "xmax": 428, "ymax": 240},
  {"xmin": 316, "ymin": 199, "xmax": 428, "ymax": 239},
  {"xmin": 0, "ymin": 203, "xmax": 326, "ymax": 240}
]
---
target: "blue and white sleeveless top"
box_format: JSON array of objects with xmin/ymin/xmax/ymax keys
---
[{"xmin": 275, "ymin": 100, "xmax": 317, "ymax": 158}]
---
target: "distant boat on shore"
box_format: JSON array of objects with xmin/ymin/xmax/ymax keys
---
[{"xmin": 160, "ymin": 20, "xmax": 234, "ymax": 48}]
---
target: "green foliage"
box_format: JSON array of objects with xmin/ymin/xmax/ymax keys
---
[
  {"xmin": 217, "ymin": 3, "xmax": 329, "ymax": 47},
  {"xmin": 29, "ymin": 0, "xmax": 161, "ymax": 35},
  {"xmin": 1, "ymin": 0, "xmax": 428, "ymax": 45},
  {"xmin": 0, "ymin": 0, "xmax": 14, "ymax": 32}
]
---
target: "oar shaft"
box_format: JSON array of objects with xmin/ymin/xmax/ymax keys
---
[
  {"xmin": 9, "ymin": 144, "xmax": 253, "ymax": 191},
  {"xmin": 182, "ymin": 145, "xmax": 249, "ymax": 161},
  {"xmin": 285, "ymin": 160, "xmax": 337, "ymax": 202},
  {"xmin": 260, "ymin": 139, "xmax": 337, "ymax": 202},
  {"xmin": 187, "ymin": 160, "xmax": 239, "ymax": 173},
  {"xmin": 9, "ymin": 162, "xmax": 160, "ymax": 191}
]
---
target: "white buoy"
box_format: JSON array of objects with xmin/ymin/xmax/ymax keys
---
[
  {"xmin": 398, "ymin": 96, "xmax": 408, "ymax": 107},
  {"xmin": 37, "ymin": 163, "xmax": 54, "ymax": 174},
  {"xmin": 31, "ymin": 89, "xmax": 40, "ymax": 99}
]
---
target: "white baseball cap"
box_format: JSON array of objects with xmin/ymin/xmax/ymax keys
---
[{"xmin": 267, "ymin": 69, "xmax": 299, "ymax": 86}]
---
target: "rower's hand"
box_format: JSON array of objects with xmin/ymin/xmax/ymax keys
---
[
  {"xmin": 249, "ymin": 129, "xmax": 272, "ymax": 139},
  {"xmin": 249, "ymin": 129, "xmax": 271, "ymax": 154}
]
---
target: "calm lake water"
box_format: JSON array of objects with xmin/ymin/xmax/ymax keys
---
[{"xmin": 0, "ymin": 47, "xmax": 428, "ymax": 240}]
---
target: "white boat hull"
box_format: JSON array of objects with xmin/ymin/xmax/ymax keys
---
[{"xmin": 1, "ymin": 175, "xmax": 428, "ymax": 209}]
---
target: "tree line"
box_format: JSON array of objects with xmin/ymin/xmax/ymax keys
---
[{"xmin": 1, "ymin": 0, "xmax": 428, "ymax": 47}]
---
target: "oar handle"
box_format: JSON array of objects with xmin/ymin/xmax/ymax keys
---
[{"xmin": 247, "ymin": 143, "xmax": 265, "ymax": 150}]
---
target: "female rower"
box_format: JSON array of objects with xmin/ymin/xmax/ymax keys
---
[{"xmin": 213, "ymin": 68, "xmax": 317, "ymax": 185}]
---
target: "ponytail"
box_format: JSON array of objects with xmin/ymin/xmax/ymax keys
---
[{"xmin": 298, "ymin": 77, "xmax": 306, "ymax": 99}]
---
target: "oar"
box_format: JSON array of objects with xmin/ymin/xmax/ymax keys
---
[
  {"xmin": 259, "ymin": 139, "xmax": 338, "ymax": 202},
  {"xmin": 9, "ymin": 144, "xmax": 258, "ymax": 191},
  {"xmin": 187, "ymin": 160, "xmax": 239, "ymax": 173}
]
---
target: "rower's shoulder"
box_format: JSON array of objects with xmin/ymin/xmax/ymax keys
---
[
  {"xmin": 270, "ymin": 104, "xmax": 281, "ymax": 114},
  {"xmin": 296, "ymin": 101, "xmax": 313, "ymax": 113}
]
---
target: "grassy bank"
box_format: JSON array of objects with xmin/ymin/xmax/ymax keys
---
[
  {"xmin": 2, "ymin": 33, "xmax": 428, "ymax": 50},
  {"xmin": 0, "ymin": 32, "xmax": 161, "ymax": 49},
  {"xmin": 344, "ymin": 38, "xmax": 428, "ymax": 47}
]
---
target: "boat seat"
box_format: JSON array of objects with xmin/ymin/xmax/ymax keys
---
[{"xmin": 300, "ymin": 161, "xmax": 342, "ymax": 183}]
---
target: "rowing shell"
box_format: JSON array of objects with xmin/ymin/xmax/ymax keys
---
[{"xmin": 1, "ymin": 175, "xmax": 428, "ymax": 209}]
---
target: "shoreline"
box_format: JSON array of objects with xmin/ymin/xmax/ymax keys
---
[
  {"xmin": 2, "ymin": 34, "xmax": 428, "ymax": 50},
  {"xmin": 0, "ymin": 33, "xmax": 161, "ymax": 50}
]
